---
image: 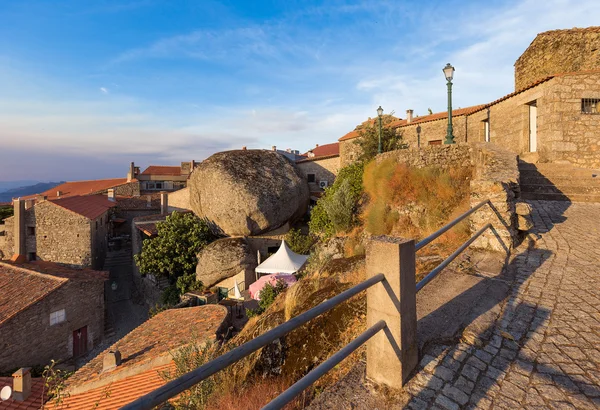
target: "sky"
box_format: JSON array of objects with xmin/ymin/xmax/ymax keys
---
[{"xmin": 0, "ymin": 0, "xmax": 599, "ymax": 182}]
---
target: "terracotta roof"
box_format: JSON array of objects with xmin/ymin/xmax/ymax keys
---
[
  {"xmin": 303, "ymin": 142, "xmax": 340, "ymax": 158},
  {"xmin": 22, "ymin": 178, "xmax": 132, "ymax": 200},
  {"xmin": 66, "ymin": 305, "xmax": 228, "ymax": 394},
  {"xmin": 0, "ymin": 262, "xmax": 108, "ymax": 326},
  {"xmin": 0, "ymin": 377, "xmax": 46, "ymax": 410},
  {"xmin": 46, "ymin": 364, "xmax": 174, "ymax": 410},
  {"xmin": 136, "ymin": 222, "xmax": 160, "ymax": 237},
  {"xmin": 338, "ymin": 115, "xmax": 400, "ymax": 142},
  {"xmin": 0, "ymin": 262, "xmax": 66, "ymax": 325},
  {"xmin": 140, "ymin": 166, "xmax": 182, "ymax": 176},
  {"xmin": 51, "ymin": 195, "xmax": 117, "ymax": 220}
]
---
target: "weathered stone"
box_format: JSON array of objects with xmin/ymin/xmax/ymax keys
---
[
  {"xmin": 196, "ymin": 237, "xmax": 257, "ymax": 288},
  {"xmin": 516, "ymin": 201, "xmax": 533, "ymax": 216},
  {"xmin": 188, "ymin": 150, "xmax": 309, "ymax": 236},
  {"xmin": 517, "ymin": 214, "xmax": 535, "ymax": 231}
]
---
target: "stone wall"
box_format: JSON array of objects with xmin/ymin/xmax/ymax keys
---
[
  {"xmin": 113, "ymin": 181, "xmax": 140, "ymax": 197},
  {"xmin": 377, "ymin": 143, "xmax": 519, "ymax": 252},
  {"xmin": 168, "ymin": 187, "xmax": 192, "ymax": 212},
  {"xmin": 340, "ymin": 139, "xmax": 362, "ymax": 167},
  {"xmin": 0, "ymin": 201, "xmax": 96, "ymax": 266},
  {"xmin": 90, "ymin": 212, "xmax": 110, "ymax": 270},
  {"xmin": 400, "ymin": 116, "xmax": 469, "ymax": 147},
  {"xmin": 296, "ymin": 156, "xmax": 341, "ymax": 193},
  {"xmin": 0, "ymin": 268, "xmax": 105, "ymax": 372},
  {"xmin": 515, "ymin": 27, "xmax": 600, "ymax": 90}
]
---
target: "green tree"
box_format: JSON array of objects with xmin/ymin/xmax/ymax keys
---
[
  {"xmin": 285, "ymin": 228, "xmax": 315, "ymax": 255},
  {"xmin": 134, "ymin": 212, "xmax": 215, "ymax": 281},
  {"xmin": 309, "ymin": 162, "xmax": 364, "ymax": 237},
  {"xmin": 0, "ymin": 206, "xmax": 13, "ymax": 224},
  {"xmin": 355, "ymin": 115, "xmax": 407, "ymax": 162},
  {"xmin": 246, "ymin": 279, "xmax": 287, "ymax": 317}
]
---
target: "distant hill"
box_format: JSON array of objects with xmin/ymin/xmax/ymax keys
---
[
  {"xmin": 0, "ymin": 182, "xmax": 65, "ymax": 203},
  {"xmin": 0, "ymin": 180, "xmax": 39, "ymax": 192}
]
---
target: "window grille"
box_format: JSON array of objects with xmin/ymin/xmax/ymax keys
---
[
  {"xmin": 50, "ymin": 309, "xmax": 66, "ymax": 325},
  {"xmin": 582, "ymin": 98, "xmax": 600, "ymax": 114}
]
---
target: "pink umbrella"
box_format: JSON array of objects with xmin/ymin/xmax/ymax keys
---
[{"xmin": 249, "ymin": 274, "xmax": 298, "ymax": 300}]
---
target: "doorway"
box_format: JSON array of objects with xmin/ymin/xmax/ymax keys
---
[
  {"xmin": 528, "ymin": 101, "xmax": 537, "ymax": 152},
  {"xmin": 73, "ymin": 326, "xmax": 88, "ymax": 358}
]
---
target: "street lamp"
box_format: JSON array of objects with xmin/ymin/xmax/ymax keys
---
[
  {"xmin": 443, "ymin": 63, "xmax": 455, "ymax": 144},
  {"xmin": 377, "ymin": 106, "xmax": 384, "ymax": 154}
]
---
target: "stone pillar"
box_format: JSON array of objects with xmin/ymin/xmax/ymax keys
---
[
  {"xmin": 160, "ymin": 192, "xmax": 168, "ymax": 215},
  {"xmin": 10, "ymin": 199, "xmax": 26, "ymax": 263},
  {"xmin": 366, "ymin": 236, "xmax": 418, "ymax": 388},
  {"xmin": 12, "ymin": 368, "xmax": 32, "ymax": 402}
]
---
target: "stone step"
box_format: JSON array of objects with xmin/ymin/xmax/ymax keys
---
[
  {"xmin": 521, "ymin": 192, "xmax": 600, "ymax": 202},
  {"xmin": 520, "ymin": 176, "xmax": 600, "ymax": 186},
  {"xmin": 520, "ymin": 184, "xmax": 600, "ymax": 195},
  {"xmin": 519, "ymin": 168, "xmax": 600, "ymax": 179}
]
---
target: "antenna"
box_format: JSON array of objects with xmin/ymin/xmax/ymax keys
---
[{"xmin": 0, "ymin": 385, "xmax": 12, "ymax": 401}]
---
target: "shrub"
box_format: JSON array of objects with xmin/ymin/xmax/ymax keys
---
[
  {"xmin": 176, "ymin": 273, "xmax": 204, "ymax": 295},
  {"xmin": 160, "ymin": 285, "xmax": 181, "ymax": 306},
  {"xmin": 285, "ymin": 229, "xmax": 315, "ymax": 255},
  {"xmin": 246, "ymin": 279, "xmax": 287, "ymax": 317},
  {"xmin": 354, "ymin": 114, "xmax": 408, "ymax": 162}
]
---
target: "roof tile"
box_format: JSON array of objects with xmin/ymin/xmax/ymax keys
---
[
  {"xmin": 51, "ymin": 195, "xmax": 117, "ymax": 220},
  {"xmin": 140, "ymin": 166, "xmax": 183, "ymax": 176},
  {"xmin": 0, "ymin": 377, "xmax": 46, "ymax": 410}
]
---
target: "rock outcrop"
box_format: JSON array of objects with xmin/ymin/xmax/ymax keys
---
[
  {"xmin": 196, "ymin": 237, "xmax": 257, "ymax": 288},
  {"xmin": 189, "ymin": 150, "xmax": 309, "ymax": 236}
]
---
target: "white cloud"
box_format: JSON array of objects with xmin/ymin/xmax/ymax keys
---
[{"xmin": 99, "ymin": 87, "xmax": 109, "ymax": 94}]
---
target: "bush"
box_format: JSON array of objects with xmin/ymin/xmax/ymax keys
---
[
  {"xmin": 246, "ymin": 279, "xmax": 287, "ymax": 317},
  {"xmin": 309, "ymin": 162, "xmax": 364, "ymax": 237},
  {"xmin": 160, "ymin": 285, "xmax": 181, "ymax": 306},
  {"xmin": 354, "ymin": 114, "xmax": 408, "ymax": 162},
  {"xmin": 285, "ymin": 229, "xmax": 315, "ymax": 255},
  {"xmin": 176, "ymin": 273, "xmax": 204, "ymax": 295}
]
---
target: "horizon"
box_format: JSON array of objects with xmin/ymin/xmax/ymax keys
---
[{"xmin": 1, "ymin": 0, "xmax": 599, "ymax": 181}]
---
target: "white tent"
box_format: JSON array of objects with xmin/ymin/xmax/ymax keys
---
[{"xmin": 255, "ymin": 240, "xmax": 309, "ymax": 275}]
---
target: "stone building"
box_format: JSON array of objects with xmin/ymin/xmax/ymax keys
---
[
  {"xmin": 134, "ymin": 161, "xmax": 197, "ymax": 193},
  {"xmin": 0, "ymin": 261, "xmax": 107, "ymax": 373},
  {"xmin": 339, "ymin": 27, "xmax": 600, "ymax": 169},
  {"xmin": 47, "ymin": 305, "xmax": 228, "ymax": 409},
  {"xmin": 296, "ymin": 142, "xmax": 341, "ymax": 200},
  {"xmin": 0, "ymin": 196, "xmax": 116, "ymax": 269}
]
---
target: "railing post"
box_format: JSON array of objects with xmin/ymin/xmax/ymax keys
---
[{"xmin": 366, "ymin": 236, "xmax": 418, "ymax": 388}]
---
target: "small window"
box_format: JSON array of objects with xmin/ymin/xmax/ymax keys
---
[
  {"xmin": 428, "ymin": 140, "xmax": 442, "ymax": 146},
  {"xmin": 27, "ymin": 226, "xmax": 35, "ymax": 236},
  {"xmin": 0, "ymin": 231, "xmax": 5, "ymax": 237},
  {"xmin": 582, "ymin": 98, "xmax": 600, "ymax": 114},
  {"xmin": 49, "ymin": 309, "xmax": 66, "ymax": 326},
  {"xmin": 267, "ymin": 246, "xmax": 279, "ymax": 255},
  {"xmin": 156, "ymin": 182, "xmax": 163, "ymax": 189},
  {"xmin": 482, "ymin": 119, "xmax": 490, "ymax": 142},
  {"xmin": 28, "ymin": 252, "xmax": 36, "ymax": 261},
  {"xmin": 307, "ymin": 174, "xmax": 316, "ymax": 183},
  {"xmin": 95, "ymin": 221, "xmax": 98, "ymax": 229}
]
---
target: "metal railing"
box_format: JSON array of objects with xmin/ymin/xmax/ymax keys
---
[
  {"xmin": 415, "ymin": 200, "xmax": 492, "ymax": 293},
  {"xmin": 121, "ymin": 274, "xmax": 385, "ymax": 410}
]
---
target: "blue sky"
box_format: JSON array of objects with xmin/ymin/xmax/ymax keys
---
[{"xmin": 0, "ymin": 0, "xmax": 599, "ymax": 181}]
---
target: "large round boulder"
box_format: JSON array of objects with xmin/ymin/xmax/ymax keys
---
[
  {"xmin": 189, "ymin": 150, "xmax": 309, "ymax": 236},
  {"xmin": 196, "ymin": 237, "xmax": 258, "ymax": 288}
]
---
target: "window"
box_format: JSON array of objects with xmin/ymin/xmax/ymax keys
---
[
  {"xmin": 428, "ymin": 140, "xmax": 442, "ymax": 146},
  {"xmin": 28, "ymin": 252, "xmax": 36, "ymax": 261},
  {"xmin": 267, "ymin": 246, "xmax": 279, "ymax": 255},
  {"xmin": 482, "ymin": 119, "xmax": 490, "ymax": 142},
  {"xmin": 582, "ymin": 98, "xmax": 600, "ymax": 114},
  {"xmin": 156, "ymin": 182, "xmax": 163, "ymax": 189},
  {"xmin": 27, "ymin": 226, "xmax": 35, "ymax": 236},
  {"xmin": 49, "ymin": 309, "xmax": 66, "ymax": 326},
  {"xmin": 307, "ymin": 173, "xmax": 316, "ymax": 183}
]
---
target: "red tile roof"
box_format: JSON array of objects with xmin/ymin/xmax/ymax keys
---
[
  {"xmin": 47, "ymin": 364, "xmax": 174, "ymax": 410},
  {"xmin": 0, "ymin": 377, "xmax": 46, "ymax": 410},
  {"xmin": 303, "ymin": 142, "xmax": 340, "ymax": 158},
  {"xmin": 66, "ymin": 305, "xmax": 228, "ymax": 394},
  {"xmin": 0, "ymin": 262, "xmax": 108, "ymax": 326},
  {"xmin": 0, "ymin": 262, "xmax": 66, "ymax": 325},
  {"xmin": 24, "ymin": 178, "xmax": 132, "ymax": 200},
  {"xmin": 51, "ymin": 195, "xmax": 117, "ymax": 220},
  {"xmin": 140, "ymin": 166, "xmax": 182, "ymax": 176},
  {"xmin": 338, "ymin": 116, "xmax": 400, "ymax": 142}
]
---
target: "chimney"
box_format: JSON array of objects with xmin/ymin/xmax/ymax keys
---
[
  {"xmin": 127, "ymin": 162, "xmax": 135, "ymax": 182},
  {"xmin": 316, "ymin": 144, "xmax": 319, "ymax": 147},
  {"xmin": 56, "ymin": 190, "xmax": 62, "ymax": 198},
  {"xmin": 36, "ymin": 195, "xmax": 47, "ymax": 202},
  {"xmin": 146, "ymin": 196, "xmax": 152, "ymax": 208},
  {"xmin": 160, "ymin": 192, "xmax": 168, "ymax": 215},
  {"xmin": 107, "ymin": 189, "xmax": 116, "ymax": 202},
  {"xmin": 12, "ymin": 368, "xmax": 31, "ymax": 402},
  {"xmin": 10, "ymin": 199, "xmax": 26, "ymax": 263},
  {"xmin": 103, "ymin": 350, "xmax": 122, "ymax": 372},
  {"xmin": 406, "ymin": 109, "xmax": 414, "ymax": 124},
  {"xmin": 242, "ymin": 146, "xmax": 247, "ymax": 150},
  {"xmin": 24, "ymin": 199, "xmax": 35, "ymax": 210},
  {"xmin": 286, "ymin": 148, "xmax": 291, "ymax": 153},
  {"xmin": 271, "ymin": 146, "xmax": 277, "ymax": 151}
]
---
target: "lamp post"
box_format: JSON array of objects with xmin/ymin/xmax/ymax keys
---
[
  {"xmin": 443, "ymin": 63, "xmax": 455, "ymax": 144},
  {"xmin": 377, "ymin": 106, "xmax": 383, "ymax": 154}
]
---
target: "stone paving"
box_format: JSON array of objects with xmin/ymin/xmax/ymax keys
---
[{"xmin": 402, "ymin": 200, "xmax": 600, "ymax": 409}]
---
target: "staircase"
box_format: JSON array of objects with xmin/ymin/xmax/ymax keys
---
[
  {"xmin": 519, "ymin": 159, "xmax": 600, "ymax": 202},
  {"xmin": 102, "ymin": 247, "xmax": 133, "ymax": 339}
]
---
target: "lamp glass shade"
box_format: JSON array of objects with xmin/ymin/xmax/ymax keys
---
[
  {"xmin": 376, "ymin": 106, "xmax": 383, "ymax": 117},
  {"xmin": 443, "ymin": 63, "xmax": 455, "ymax": 81}
]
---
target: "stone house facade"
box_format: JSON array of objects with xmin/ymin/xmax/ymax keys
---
[
  {"xmin": 296, "ymin": 142, "xmax": 341, "ymax": 198},
  {"xmin": 0, "ymin": 196, "xmax": 115, "ymax": 269},
  {"xmin": 0, "ymin": 261, "xmax": 107, "ymax": 372},
  {"xmin": 134, "ymin": 161, "xmax": 197, "ymax": 193},
  {"xmin": 339, "ymin": 27, "xmax": 600, "ymax": 169}
]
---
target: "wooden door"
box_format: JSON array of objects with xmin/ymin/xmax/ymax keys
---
[
  {"xmin": 73, "ymin": 326, "xmax": 88, "ymax": 358},
  {"xmin": 529, "ymin": 103, "xmax": 537, "ymax": 152}
]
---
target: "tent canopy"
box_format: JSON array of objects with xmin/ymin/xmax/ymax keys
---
[{"xmin": 255, "ymin": 240, "xmax": 309, "ymax": 275}]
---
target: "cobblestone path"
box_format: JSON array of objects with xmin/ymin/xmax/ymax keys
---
[{"xmin": 403, "ymin": 201, "xmax": 600, "ymax": 409}]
